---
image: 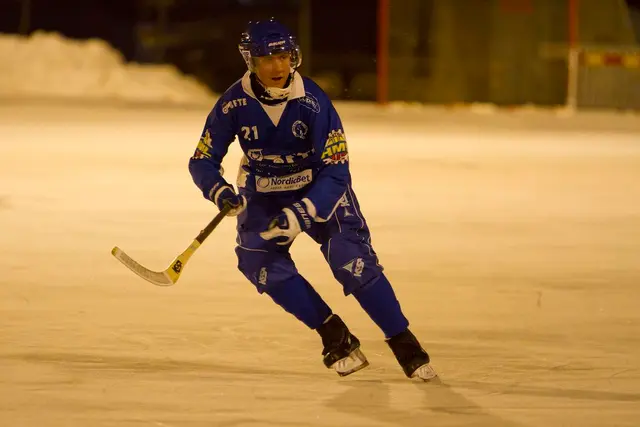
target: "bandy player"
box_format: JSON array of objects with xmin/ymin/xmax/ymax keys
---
[{"xmin": 189, "ymin": 18, "xmax": 436, "ymax": 381}]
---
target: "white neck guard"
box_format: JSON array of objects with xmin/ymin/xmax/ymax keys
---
[{"xmin": 264, "ymin": 83, "xmax": 291, "ymax": 101}]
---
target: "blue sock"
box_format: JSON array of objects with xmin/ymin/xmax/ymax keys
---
[
  {"xmin": 264, "ymin": 274, "xmax": 332, "ymax": 330},
  {"xmin": 352, "ymin": 273, "xmax": 409, "ymax": 338}
]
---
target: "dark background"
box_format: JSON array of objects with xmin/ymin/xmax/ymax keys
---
[
  {"xmin": 1, "ymin": 0, "xmax": 639, "ymax": 100},
  {"xmin": 0, "ymin": 0, "xmax": 378, "ymax": 98}
]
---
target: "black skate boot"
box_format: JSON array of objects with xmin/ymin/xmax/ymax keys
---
[
  {"xmin": 387, "ymin": 329, "xmax": 437, "ymax": 381},
  {"xmin": 316, "ymin": 314, "xmax": 369, "ymax": 377}
]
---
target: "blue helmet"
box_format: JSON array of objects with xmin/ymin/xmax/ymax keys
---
[{"xmin": 238, "ymin": 18, "xmax": 302, "ymax": 71}]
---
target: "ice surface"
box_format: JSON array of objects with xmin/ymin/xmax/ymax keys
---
[{"xmin": 1, "ymin": 101, "xmax": 640, "ymax": 427}]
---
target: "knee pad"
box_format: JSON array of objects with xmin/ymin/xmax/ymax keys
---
[
  {"xmin": 324, "ymin": 232, "xmax": 383, "ymax": 295},
  {"xmin": 235, "ymin": 246, "xmax": 299, "ymax": 292}
]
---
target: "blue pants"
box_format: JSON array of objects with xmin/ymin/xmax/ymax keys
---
[
  {"xmin": 234, "ymin": 185, "xmax": 409, "ymax": 337},
  {"xmin": 235, "ymin": 186, "xmax": 382, "ymax": 296}
]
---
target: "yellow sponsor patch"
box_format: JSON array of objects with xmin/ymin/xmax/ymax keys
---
[
  {"xmin": 321, "ymin": 129, "xmax": 349, "ymax": 165},
  {"xmin": 192, "ymin": 130, "xmax": 212, "ymax": 160}
]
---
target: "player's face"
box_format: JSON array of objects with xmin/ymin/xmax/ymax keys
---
[{"xmin": 254, "ymin": 52, "xmax": 292, "ymax": 88}]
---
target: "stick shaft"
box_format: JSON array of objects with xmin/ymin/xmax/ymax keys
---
[{"xmin": 195, "ymin": 205, "xmax": 231, "ymax": 244}]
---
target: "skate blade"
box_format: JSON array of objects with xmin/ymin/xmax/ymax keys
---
[
  {"xmin": 411, "ymin": 363, "xmax": 438, "ymax": 381},
  {"xmin": 332, "ymin": 348, "xmax": 369, "ymax": 377}
]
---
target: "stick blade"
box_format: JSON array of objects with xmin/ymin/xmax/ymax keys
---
[{"xmin": 111, "ymin": 246, "xmax": 175, "ymax": 286}]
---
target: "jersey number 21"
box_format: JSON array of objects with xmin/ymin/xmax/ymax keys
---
[{"xmin": 241, "ymin": 126, "xmax": 259, "ymax": 141}]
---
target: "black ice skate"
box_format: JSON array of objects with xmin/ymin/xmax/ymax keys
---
[
  {"xmin": 316, "ymin": 314, "xmax": 369, "ymax": 376},
  {"xmin": 387, "ymin": 329, "xmax": 438, "ymax": 381}
]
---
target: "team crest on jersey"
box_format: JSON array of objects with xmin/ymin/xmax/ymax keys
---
[
  {"xmin": 298, "ymin": 92, "xmax": 320, "ymax": 113},
  {"xmin": 222, "ymin": 98, "xmax": 248, "ymax": 114},
  {"xmin": 192, "ymin": 130, "xmax": 212, "ymax": 160},
  {"xmin": 321, "ymin": 129, "xmax": 349, "ymax": 165},
  {"xmin": 292, "ymin": 120, "xmax": 308, "ymax": 139}
]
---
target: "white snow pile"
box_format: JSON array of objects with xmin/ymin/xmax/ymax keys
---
[{"xmin": 0, "ymin": 31, "xmax": 216, "ymax": 105}]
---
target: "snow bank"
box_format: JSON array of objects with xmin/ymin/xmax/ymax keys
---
[{"xmin": 0, "ymin": 31, "xmax": 216, "ymax": 105}]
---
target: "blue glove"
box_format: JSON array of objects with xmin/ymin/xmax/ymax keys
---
[
  {"xmin": 260, "ymin": 201, "xmax": 313, "ymax": 245},
  {"xmin": 210, "ymin": 184, "xmax": 246, "ymax": 216}
]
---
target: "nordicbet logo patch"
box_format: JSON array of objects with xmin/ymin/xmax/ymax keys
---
[{"xmin": 256, "ymin": 170, "xmax": 312, "ymax": 193}]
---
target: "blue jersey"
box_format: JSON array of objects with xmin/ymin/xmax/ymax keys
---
[{"xmin": 189, "ymin": 71, "xmax": 351, "ymax": 221}]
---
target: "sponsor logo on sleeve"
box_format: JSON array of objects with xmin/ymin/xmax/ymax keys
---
[
  {"xmin": 192, "ymin": 129, "xmax": 213, "ymax": 160},
  {"xmin": 321, "ymin": 129, "xmax": 349, "ymax": 165},
  {"xmin": 255, "ymin": 169, "xmax": 313, "ymax": 193},
  {"xmin": 298, "ymin": 92, "xmax": 320, "ymax": 113}
]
